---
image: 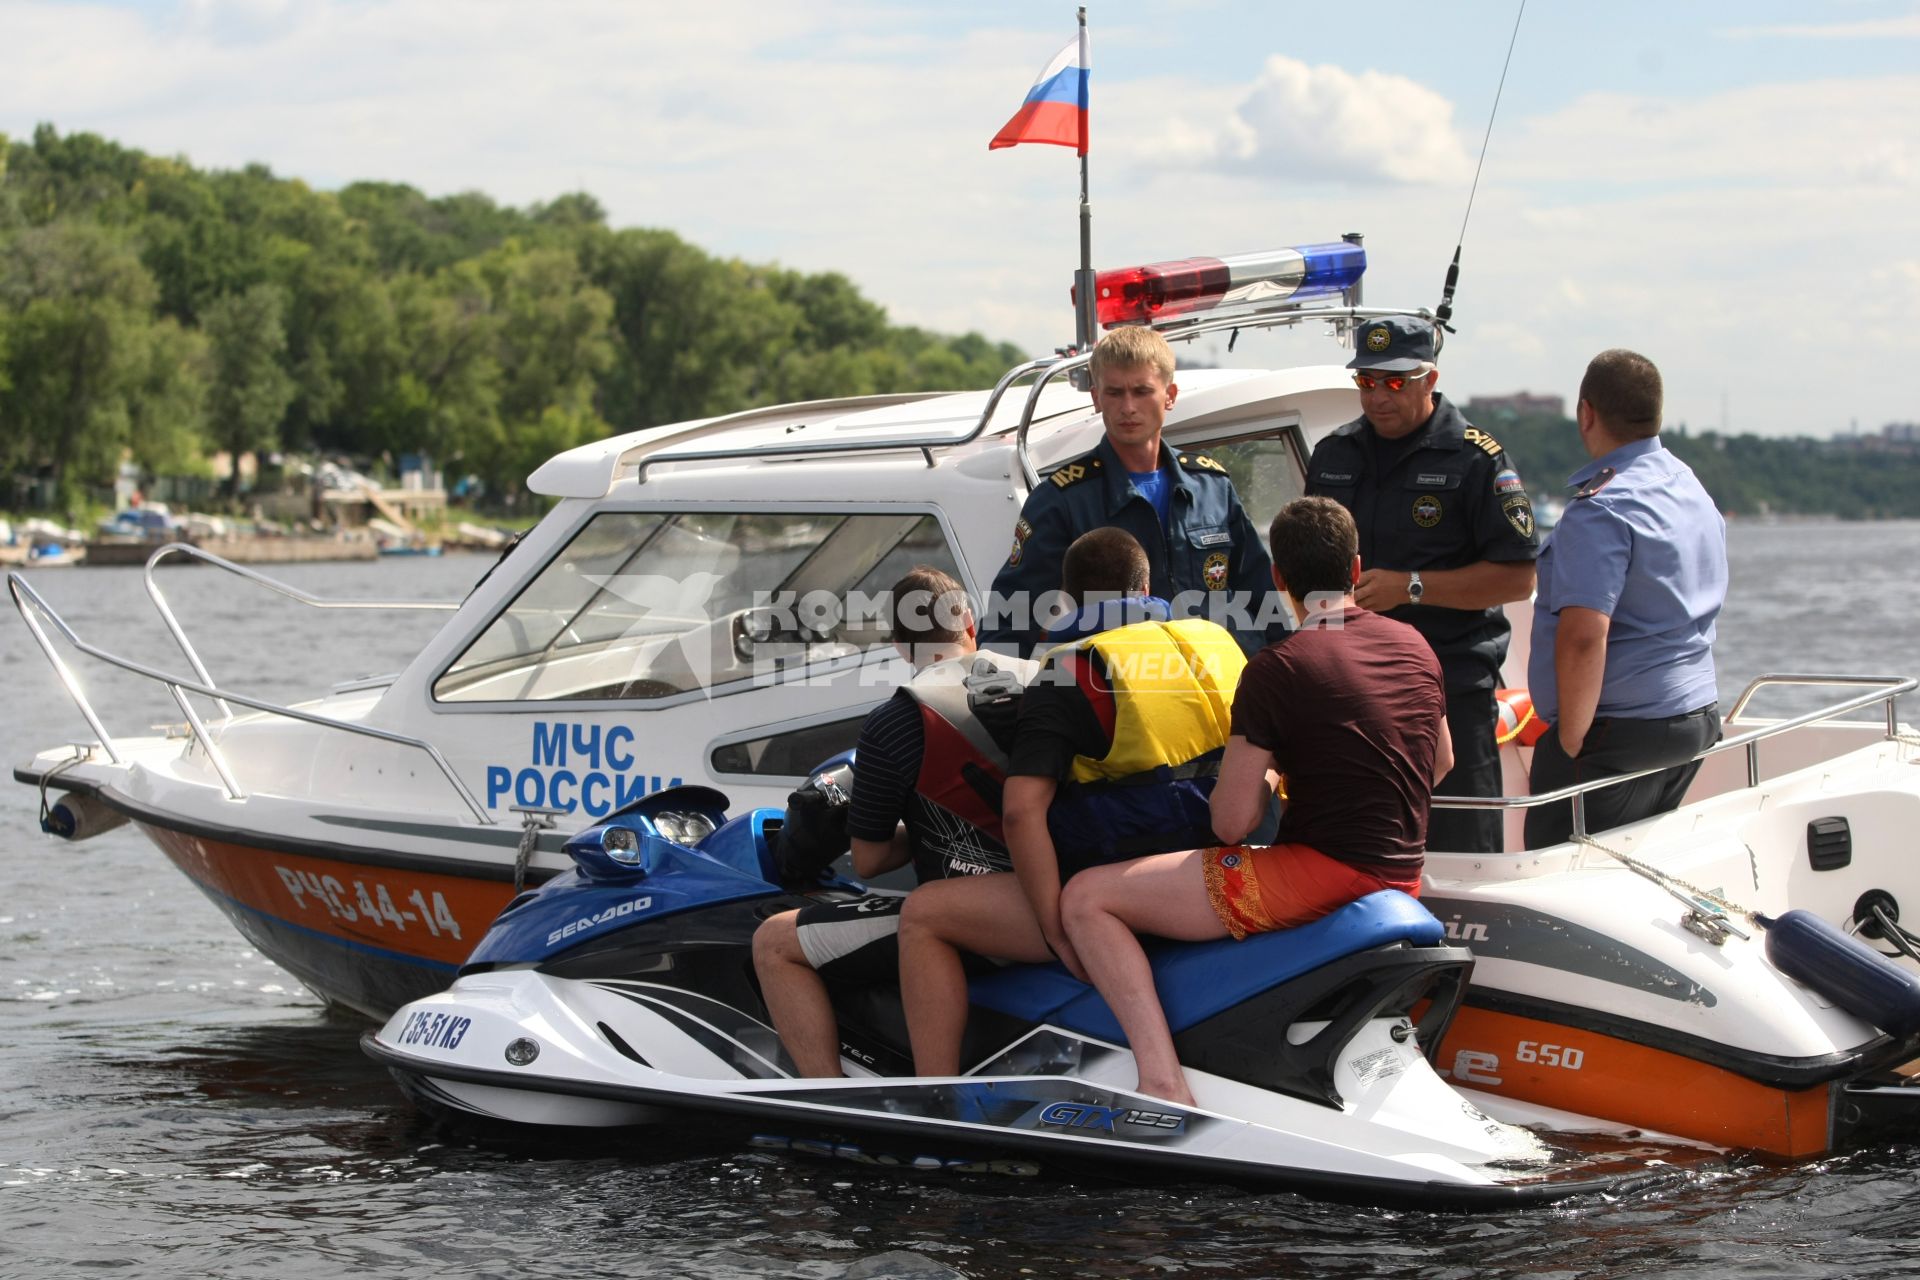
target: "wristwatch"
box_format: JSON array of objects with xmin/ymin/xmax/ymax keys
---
[{"xmin": 1407, "ymin": 571, "xmax": 1424, "ymax": 604}]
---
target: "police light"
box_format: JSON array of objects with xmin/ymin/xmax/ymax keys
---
[{"xmin": 1081, "ymin": 242, "xmax": 1366, "ymax": 330}]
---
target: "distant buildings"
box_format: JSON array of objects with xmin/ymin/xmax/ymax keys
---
[
  {"xmin": 1465, "ymin": 392, "xmax": 1566, "ymax": 420},
  {"xmin": 1827, "ymin": 423, "xmax": 1920, "ymax": 457}
]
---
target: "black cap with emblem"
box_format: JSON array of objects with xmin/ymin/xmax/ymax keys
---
[{"xmin": 1348, "ymin": 315, "xmax": 1439, "ymax": 372}]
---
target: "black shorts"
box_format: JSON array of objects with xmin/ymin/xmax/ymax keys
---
[
  {"xmin": 794, "ymin": 894, "xmax": 909, "ymax": 985},
  {"xmin": 793, "ymin": 890, "xmax": 1007, "ymax": 985}
]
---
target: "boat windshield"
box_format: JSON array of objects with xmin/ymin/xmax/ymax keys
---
[{"xmin": 433, "ymin": 509, "xmax": 959, "ymax": 703}]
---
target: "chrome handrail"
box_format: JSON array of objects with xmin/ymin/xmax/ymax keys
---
[
  {"xmin": 1434, "ymin": 673, "xmax": 1914, "ymax": 840},
  {"xmin": 622, "ymin": 302, "xmax": 1438, "ymax": 490},
  {"xmin": 1010, "ymin": 303, "xmax": 1434, "ymax": 490},
  {"xmin": 141, "ymin": 542, "xmax": 461, "ymax": 724},
  {"xmin": 8, "ymin": 571, "xmax": 494, "ymax": 824},
  {"xmin": 627, "ymin": 365, "xmax": 1065, "ymax": 482}
]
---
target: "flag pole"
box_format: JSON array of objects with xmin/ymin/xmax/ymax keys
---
[{"xmin": 1071, "ymin": 5, "xmax": 1097, "ymax": 359}]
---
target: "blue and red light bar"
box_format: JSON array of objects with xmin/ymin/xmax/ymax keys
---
[{"xmin": 1080, "ymin": 242, "xmax": 1367, "ymax": 330}]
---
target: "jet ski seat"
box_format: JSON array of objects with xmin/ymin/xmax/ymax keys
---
[
  {"xmin": 969, "ymin": 889, "xmax": 1444, "ymax": 1037},
  {"xmin": 967, "ymin": 890, "xmax": 1466, "ymax": 1106}
]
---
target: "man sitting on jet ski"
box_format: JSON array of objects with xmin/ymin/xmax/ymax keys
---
[
  {"xmin": 898, "ymin": 527, "xmax": 1246, "ymax": 1076},
  {"xmin": 1059, "ymin": 497, "xmax": 1453, "ymax": 1105},
  {"xmin": 751, "ymin": 567, "xmax": 1039, "ymax": 1076}
]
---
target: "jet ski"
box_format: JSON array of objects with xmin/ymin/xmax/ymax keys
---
[{"xmin": 365, "ymin": 782, "xmax": 1695, "ymax": 1206}]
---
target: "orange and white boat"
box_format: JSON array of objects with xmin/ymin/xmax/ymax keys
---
[{"xmin": 14, "ymin": 239, "xmax": 1920, "ymax": 1155}]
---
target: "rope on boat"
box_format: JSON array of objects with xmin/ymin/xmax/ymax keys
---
[
  {"xmin": 510, "ymin": 807, "xmax": 563, "ymax": 893},
  {"xmin": 1577, "ymin": 835, "xmax": 1920, "ymax": 1038},
  {"xmin": 36, "ymin": 745, "xmax": 92, "ymax": 832},
  {"xmin": 1572, "ymin": 832, "xmax": 1755, "ymax": 945},
  {"xmin": 1850, "ymin": 903, "xmax": 1920, "ymax": 966}
]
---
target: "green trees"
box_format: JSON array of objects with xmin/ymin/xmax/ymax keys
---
[
  {"xmin": 0, "ymin": 125, "xmax": 1027, "ymax": 513},
  {"xmin": 1475, "ymin": 411, "xmax": 1920, "ymax": 520},
  {"xmin": 204, "ymin": 283, "xmax": 296, "ymax": 495},
  {"xmin": 0, "ymin": 221, "xmax": 166, "ymax": 506}
]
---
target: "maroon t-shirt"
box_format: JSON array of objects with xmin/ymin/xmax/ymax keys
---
[{"xmin": 1231, "ymin": 606, "xmax": 1445, "ymax": 875}]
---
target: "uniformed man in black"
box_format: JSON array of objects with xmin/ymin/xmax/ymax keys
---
[
  {"xmin": 982, "ymin": 325, "xmax": 1278, "ymax": 656},
  {"xmin": 1306, "ymin": 315, "xmax": 1539, "ymax": 853}
]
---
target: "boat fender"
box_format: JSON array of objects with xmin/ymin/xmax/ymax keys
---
[
  {"xmin": 39, "ymin": 792, "xmax": 130, "ymax": 841},
  {"xmin": 1758, "ymin": 908, "xmax": 1920, "ymax": 1037}
]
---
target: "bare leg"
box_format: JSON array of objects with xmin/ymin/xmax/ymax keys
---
[
  {"xmin": 898, "ymin": 874, "xmax": 1053, "ymax": 1076},
  {"xmin": 751, "ymin": 911, "xmax": 843, "ymax": 1078},
  {"xmin": 1059, "ymin": 851, "xmax": 1227, "ymax": 1106}
]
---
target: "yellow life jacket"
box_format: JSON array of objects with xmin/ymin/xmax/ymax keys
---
[{"xmin": 1042, "ymin": 618, "xmax": 1246, "ymax": 784}]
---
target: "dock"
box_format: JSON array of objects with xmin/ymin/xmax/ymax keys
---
[{"xmin": 82, "ymin": 535, "xmax": 379, "ymax": 566}]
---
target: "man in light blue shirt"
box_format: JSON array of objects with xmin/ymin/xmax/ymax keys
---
[{"xmin": 1525, "ymin": 349, "xmax": 1728, "ymax": 849}]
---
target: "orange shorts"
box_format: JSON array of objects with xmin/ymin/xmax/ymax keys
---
[{"xmin": 1200, "ymin": 844, "xmax": 1422, "ymax": 941}]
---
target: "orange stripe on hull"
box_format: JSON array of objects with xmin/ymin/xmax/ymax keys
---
[
  {"xmin": 1437, "ymin": 1005, "xmax": 1834, "ymax": 1157},
  {"xmin": 141, "ymin": 824, "xmax": 516, "ymax": 967}
]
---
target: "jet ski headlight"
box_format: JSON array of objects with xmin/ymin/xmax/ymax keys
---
[
  {"xmin": 602, "ymin": 826, "xmax": 644, "ymax": 866},
  {"xmin": 653, "ymin": 811, "xmax": 716, "ymax": 848}
]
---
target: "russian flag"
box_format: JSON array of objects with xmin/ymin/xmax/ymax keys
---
[{"xmin": 989, "ymin": 30, "xmax": 1089, "ymax": 154}]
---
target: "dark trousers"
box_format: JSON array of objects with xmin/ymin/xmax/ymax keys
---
[
  {"xmin": 1427, "ymin": 688, "xmax": 1503, "ymax": 854},
  {"xmin": 1524, "ymin": 705, "xmax": 1722, "ymax": 850}
]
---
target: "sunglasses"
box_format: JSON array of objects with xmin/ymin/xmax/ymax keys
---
[{"xmin": 1352, "ymin": 370, "xmax": 1432, "ymax": 393}]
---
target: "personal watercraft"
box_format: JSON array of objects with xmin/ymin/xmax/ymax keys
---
[
  {"xmin": 365, "ymin": 783, "xmax": 1697, "ymax": 1206},
  {"xmin": 18, "ymin": 234, "xmax": 1920, "ymax": 1162}
]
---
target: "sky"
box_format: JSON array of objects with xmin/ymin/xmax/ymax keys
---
[{"xmin": 3, "ymin": 0, "xmax": 1918, "ymax": 440}]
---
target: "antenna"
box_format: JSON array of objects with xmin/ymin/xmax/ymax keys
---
[
  {"xmin": 1071, "ymin": 6, "xmax": 1097, "ymax": 372},
  {"xmin": 1435, "ymin": 0, "xmax": 1528, "ymax": 336}
]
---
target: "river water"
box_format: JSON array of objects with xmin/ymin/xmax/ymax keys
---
[{"xmin": 4, "ymin": 521, "xmax": 1920, "ymax": 1279}]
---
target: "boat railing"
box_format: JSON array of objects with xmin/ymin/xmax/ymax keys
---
[
  {"xmin": 140, "ymin": 542, "xmax": 461, "ymax": 723},
  {"xmin": 1009, "ymin": 303, "xmax": 1432, "ymax": 489},
  {"xmin": 625, "ymin": 390, "xmax": 954, "ymax": 482},
  {"xmin": 1435, "ymin": 672, "xmax": 1915, "ymax": 841},
  {"xmin": 7, "ymin": 569, "xmax": 494, "ymax": 824},
  {"xmin": 628, "ymin": 299, "xmax": 1433, "ymax": 490}
]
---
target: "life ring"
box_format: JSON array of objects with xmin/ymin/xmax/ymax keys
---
[{"xmin": 1495, "ymin": 687, "xmax": 1548, "ymax": 747}]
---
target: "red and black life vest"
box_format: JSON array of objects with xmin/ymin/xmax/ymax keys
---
[{"xmin": 900, "ymin": 651, "xmax": 1040, "ymax": 878}]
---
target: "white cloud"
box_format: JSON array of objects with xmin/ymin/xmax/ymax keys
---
[
  {"xmin": 2, "ymin": 2, "xmax": 1917, "ymax": 437},
  {"xmin": 1494, "ymin": 78, "xmax": 1920, "ymax": 190},
  {"xmin": 1135, "ymin": 55, "xmax": 1473, "ymax": 186},
  {"xmin": 1724, "ymin": 16, "xmax": 1920, "ymax": 40}
]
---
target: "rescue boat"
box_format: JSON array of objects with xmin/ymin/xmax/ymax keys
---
[{"xmin": 15, "ymin": 239, "xmax": 1920, "ymax": 1155}]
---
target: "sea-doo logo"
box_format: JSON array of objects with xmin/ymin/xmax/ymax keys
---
[
  {"xmin": 1036, "ymin": 1101, "xmax": 1186, "ymax": 1135},
  {"xmin": 547, "ymin": 895, "xmax": 654, "ymax": 946}
]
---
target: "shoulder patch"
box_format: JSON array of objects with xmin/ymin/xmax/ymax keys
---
[
  {"xmin": 1049, "ymin": 461, "xmax": 1097, "ymax": 490},
  {"xmin": 1573, "ymin": 467, "xmax": 1617, "ymax": 500},
  {"xmin": 1184, "ymin": 453, "xmax": 1230, "ymax": 476},
  {"xmin": 1461, "ymin": 427, "xmax": 1505, "ymax": 458},
  {"xmin": 1502, "ymin": 492, "xmax": 1536, "ymax": 539}
]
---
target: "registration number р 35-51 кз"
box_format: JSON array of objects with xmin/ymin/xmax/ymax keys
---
[
  {"xmin": 274, "ymin": 865, "xmax": 463, "ymax": 940},
  {"xmin": 397, "ymin": 1009, "xmax": 471, "ymax": 1050}
]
